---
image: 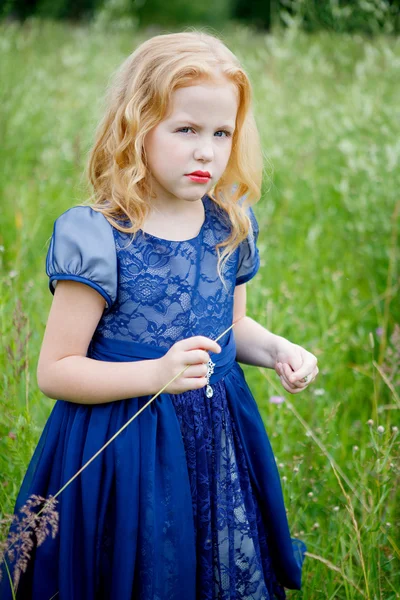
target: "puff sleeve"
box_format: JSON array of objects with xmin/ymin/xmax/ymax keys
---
[
  {"xmin": 235, "ymin": 205, "xmax": 261, "ymax": 286},
  {"xmin": 46, "ymin": 206, "xmax": 118, "ymax": 311}
]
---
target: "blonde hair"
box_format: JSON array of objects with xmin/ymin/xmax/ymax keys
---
[{"xmin": 82, "ymin": 29, "xmax": 264, "ymax": 288}]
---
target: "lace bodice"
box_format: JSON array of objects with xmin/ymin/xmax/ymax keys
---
[{"xmin": 46, "ymin": 194, "xmax": 260, "ymax": 349}]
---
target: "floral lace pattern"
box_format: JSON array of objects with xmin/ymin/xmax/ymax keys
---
[
  {"xmin": 172, "ymin": 379, "xmax": 286, "ymax": 599},
  {"xmin": 95, "ymin": 194, "xmax": 260, "ymax": 347}
]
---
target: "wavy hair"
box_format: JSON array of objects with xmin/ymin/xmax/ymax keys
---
[{"xmin": 81, "ymin": 29, "xmax": 264, "ymax": 288}]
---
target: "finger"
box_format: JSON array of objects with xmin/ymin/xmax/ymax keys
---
[
  {"xmin": 183, "ymin": 363, "xmax": 209, "ymax": 378},
  {"xmin": 279, "ymin": 366, "xmax": 300, "ymax": 391},
  {"xmin": 183, "ymin": 376, "xmax": 208, "ymax": 390},
  {"xmin": 284, "ymin": 363, "xmax": 314, "ymax": 386},
  {"xmin": 184, "ymin": 349, "xmax": 211, "ymax": 365},
  {"xmin": 282, "ymin": 364, "xmax": 306, "ymax": 389},
  {"xmin": 183, "ymin": 336, "xmax": 221, "ymax": 354},
  {"xmin": 289, "ymin": 365, "xmax": 319, "ymax": 388},
  {"xmin": 279, "ymin": 376, "xmax": 302, "ymax": 394},
  {"xmin": 276, "ymin": 363, "xmax": 288, "ymax": 383},
  {"xmin": 277, "ymin": 363, "xmax": 307, "ymax": 391},
  {"xmin": 310, "ymin": 367, "xmax": 319, "ymax": 383},
  {"xmin": 289, "ymin": 360, "xmax": 318, "ymax": 383},
  {"xmin": 307, "ymin": 367, "xmax": 318, "ymax": 383}
]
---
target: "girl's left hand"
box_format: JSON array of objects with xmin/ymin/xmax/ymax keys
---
[{"xmin": 274, "ymin": 339, "xmax": 319, "ymax": 394}]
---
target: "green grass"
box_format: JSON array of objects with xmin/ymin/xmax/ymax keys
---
[{"xmin": 0, "ymin": 17, "xmax": 399, "ymax": 599}]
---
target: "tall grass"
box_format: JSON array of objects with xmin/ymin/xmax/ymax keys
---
[{"xmin": 0, "ymin": 17, "xmax": 399, "ymax": 598}]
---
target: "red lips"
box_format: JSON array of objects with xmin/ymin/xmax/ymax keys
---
[{"xmin": 187, "ymin": 171, "xmax": 211, "ymax": 177}]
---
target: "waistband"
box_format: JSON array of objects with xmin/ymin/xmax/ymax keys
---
[{"xmin": 87, "ymin": 329, "xmax": 236, "ymax": 385}]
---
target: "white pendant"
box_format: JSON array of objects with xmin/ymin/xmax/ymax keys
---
[{"xmin": 205, "ymin": 357, "xmax": 215, "ymax": 399}]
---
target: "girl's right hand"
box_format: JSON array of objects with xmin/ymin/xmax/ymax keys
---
[{"xmin": 155, "ymin": 336, "xmax": 222, "ymax": 395}]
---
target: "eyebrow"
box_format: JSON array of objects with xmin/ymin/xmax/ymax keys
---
[{"xmin": 173, "ymin": 119, "xmax": 235, "ymax": 131}]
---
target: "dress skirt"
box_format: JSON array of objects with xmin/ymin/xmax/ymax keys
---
[{"xmin": 0, "ymin": 330, "xmax": 306, "ymax": 600}]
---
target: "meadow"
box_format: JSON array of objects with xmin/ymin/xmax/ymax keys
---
[{"xmin": 0, "ymin": 16, "xmax": 399, "ymax": 599}]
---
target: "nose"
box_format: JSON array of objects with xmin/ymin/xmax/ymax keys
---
[{"xmin": 193, "ymin": 141, "xmax": 213, "ymax": 163}]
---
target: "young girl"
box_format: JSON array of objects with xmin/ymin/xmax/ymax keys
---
[{"xmin": 0, "ymin": 29, "xmax": 318, "ymax": 599}]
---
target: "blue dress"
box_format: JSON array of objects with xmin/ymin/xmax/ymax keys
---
[{"xmin": 0, "ymin": 194, "xmax": 306, "ymax": 599}]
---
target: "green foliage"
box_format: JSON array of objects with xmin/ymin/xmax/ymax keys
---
[
  {"xmin": 276, "ymin": 0, "xmax": 400, "ymax": 35},
  {"xmin": 35, "ymin": 0, "xmax": 103, "ymax": 21},
  {"xmin": 0, "ymin": 19, "xmax": 399, "ymax": 597},
  {"xmin": 2, "ymin": 0, "xmax": 399, "ymax": 34},
  {"xmin": 1, "ymin": 0, "xmax": 105, "ymax": 21},
  {"xmin": 134, "ymin": 0, "xmax": 231, "ymax": 28},
  {"xmin": 1, "ymin": 0, "xmax": 232, "ymax": 28}
]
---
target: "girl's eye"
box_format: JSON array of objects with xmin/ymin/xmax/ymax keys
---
[
  {"xmin": 215, "ymin": 130, "xmax": 232, "ymax": 138},
  {"xmin": 177, "ymin": 127, "xmax": 231, "ymax": 138}
]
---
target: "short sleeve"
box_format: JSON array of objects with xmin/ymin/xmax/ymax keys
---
[
  {"xmin": 235, "ymin": 205, "xmax": 261, "ymax": 286},
  {"xmin": 46, "ymin": 206, "xmax": 118, "ymax": 311}
]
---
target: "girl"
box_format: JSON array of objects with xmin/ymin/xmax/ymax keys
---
[{"xmin": 0, "ymin": 29, "xmax": 318, "ymax": 599}]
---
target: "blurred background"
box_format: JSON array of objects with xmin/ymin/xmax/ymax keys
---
[
  {"xmin": 1, "ymin": 1, "xmax": 400, "ymax": 598},
  {"xmin": 1, "ymin": 0, "xmax": 400, "ymax": 33}
]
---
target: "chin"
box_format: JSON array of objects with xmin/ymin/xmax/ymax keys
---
[
  {"xmin": 179, "ymin": 190, "xmax": 206, "ymax": 201},
  {"xmin": 183, "ymin": 196, "xmax": 204, "ymax": 202}
]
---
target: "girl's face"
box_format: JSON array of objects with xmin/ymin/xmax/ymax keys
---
[{"xmin": 143, "ymin": 78, "xmax": 239, "ymax": 208}]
